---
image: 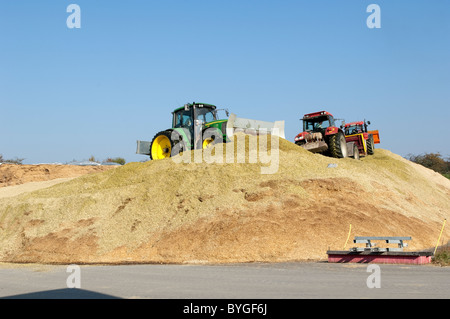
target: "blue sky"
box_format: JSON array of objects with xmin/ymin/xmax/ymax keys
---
[{"xmin": 1, "ymin": 1, "xmax": 449, "ymax": 164}]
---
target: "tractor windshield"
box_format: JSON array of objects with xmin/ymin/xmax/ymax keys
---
[
  {"xmin": 345, "ymin": 125, "xmax": 363, "ymax": 135},
  {"xmin": 303, "ymin": 115, "xmax": 330, "ymax": 132}
]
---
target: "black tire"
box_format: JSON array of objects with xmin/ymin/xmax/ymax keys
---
[
  {"xmin": 328, "ymin": 131, "xmax": 348, "ymax": 158},
  {"xmin": 353, "ymin": 144, "xmax": 360, "ymax": 160},
  {"xmin": 150, "ymin": 130, "xmax": 186, "ymax": 160},
  {"xmin": 367, "ymin": 135, "xmax": 375, "ymax": 155}
]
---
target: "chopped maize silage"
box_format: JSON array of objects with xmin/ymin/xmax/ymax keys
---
[{"xmin": 0, "ymin": 134, "xmax": 449, "ymax": 264}]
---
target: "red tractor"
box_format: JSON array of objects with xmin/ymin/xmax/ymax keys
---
[
  {"xmin": 294, "ymin": 111, "xmax": 350, "ymax": 158},
  {"xmin": 343, "ymin": 120, "xmax": 380, "ymax": 158}
]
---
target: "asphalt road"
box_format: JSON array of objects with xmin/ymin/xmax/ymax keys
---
[{"xmin": 0, "ymin": 262, "xmax": 448, "ymax": 299}]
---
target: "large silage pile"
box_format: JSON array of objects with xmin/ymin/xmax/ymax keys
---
[{"xmin": 0, "ymin": 134, "xmax": 448, "ymax": 264}]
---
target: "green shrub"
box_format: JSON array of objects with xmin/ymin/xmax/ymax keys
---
[
  {"xmin": 433, "ymin": 249, "xmax": 450, "ymax": 266},
  {"xmin": 406, "ymin": 153, "xmax": 450, "ymax": 178},
  {"xmin": 105, "ymin": 157, "xmax": 126, "ymax": 165}
]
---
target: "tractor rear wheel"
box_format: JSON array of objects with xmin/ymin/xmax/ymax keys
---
[
  {"xmin": 367, "ymin": 135, "xmax": 375, "ymax": 155},
  {"xmin": 328, "ymin": 132, "xmax": 348, "ymax": 158}
]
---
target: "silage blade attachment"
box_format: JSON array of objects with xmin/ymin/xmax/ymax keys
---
[{"xmin": 226, "ymin": 113, "xmax": 285, "ymax": 139}]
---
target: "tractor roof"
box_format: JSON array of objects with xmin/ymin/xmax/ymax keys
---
[
  {"xmin": 173, "ymin": 103, "xmax": 217, "ymax": 112},
  {"xmin": 344, "ymin": 121, "xmax": 364, "ymax": 127},
  {"xmin": 302, "ymin": 111, "xmax": 333, "ymax": 119}
]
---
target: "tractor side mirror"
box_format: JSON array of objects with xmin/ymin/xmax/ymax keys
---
[{"xmin": 367, "ymin": 121, "xmax": 371, "ymax": 125}]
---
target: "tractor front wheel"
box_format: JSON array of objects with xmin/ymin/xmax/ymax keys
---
[
  {"xmin": 150, "ymin": 130, "xmax": 187, "ymax": 160},
  {"xmin": 150, "ymin": 131, "xmax": 175, "ymax": 160}
]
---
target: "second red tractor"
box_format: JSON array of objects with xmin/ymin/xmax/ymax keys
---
[{"xmin": 343, "ymin": 120, "xmax": 380, "ymax": 159}]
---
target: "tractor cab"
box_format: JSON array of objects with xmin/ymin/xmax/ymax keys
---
[
  {"xmin": 303, "ymin": 114, "xmax": 333, "ymax": 132},
  {"xmin": 302, "ymin": 111, "xmax": 337, "ymax": 135},
  {"xmin": 343, "ymin": 120, "xmax": 370, "ymax": 136},
  {"xmin": 172, "ymin": 103, "xmax": 219, "ymax": 129}
]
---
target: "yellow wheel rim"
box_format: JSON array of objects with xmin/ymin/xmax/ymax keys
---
[
  {"xmin": 151, "ymin": 135, "xmax": 172, "ymax": 159},
  {"xmin": 202, "ymin": 138, "xmax": 214, "ymax": 149}
]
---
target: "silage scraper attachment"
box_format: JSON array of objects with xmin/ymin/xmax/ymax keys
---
[{"xmin": 225, "ymin": 113, "xmax": 285, "ymax": 139}]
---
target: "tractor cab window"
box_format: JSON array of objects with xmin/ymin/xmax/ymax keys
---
[
  {"xmin": 304, "ymin": 116, "xmax": 330, "ymax": 132},
  {"xmin": 173, "ymin": 109, "xmax": 193, "ymax": 128},
  {"xmin": 345, "ymin": 125, "xmax": 363, "ymax": 135},
  {"xmin": 195, "ymin": 107, "xmax": 217, "ymax": 123}
]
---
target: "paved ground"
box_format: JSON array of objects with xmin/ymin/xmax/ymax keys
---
[{"xmin": 0, "ymin": 262, "xmax": 448, "ymax": 299}]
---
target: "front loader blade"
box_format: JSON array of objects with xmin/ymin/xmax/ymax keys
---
[{"xmin": 136, "ymin": 140, "xmax": 152, "ymax": 155}]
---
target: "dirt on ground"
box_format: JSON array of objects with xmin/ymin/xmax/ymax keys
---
[
  {"xmin": 0, "ymin": 135, "xmax": 449, "ymax": 265},
  {"xmin": 0, "ymin": 164, "xmax": 115, "ymax": 188}
]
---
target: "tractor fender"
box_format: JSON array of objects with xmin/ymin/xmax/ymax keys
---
[{"xmin": 324, "ymin": 126, "xmax": 342, "ymax": 136}]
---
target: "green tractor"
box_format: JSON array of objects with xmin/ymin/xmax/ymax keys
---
[{"xmin": 136, "ymin": 102, "xmax": 285, "ymax": 160}]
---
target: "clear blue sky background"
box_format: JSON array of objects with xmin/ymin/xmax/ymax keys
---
[{"xmin": 1, "ymin": 1, "xmax": 449, "ymax": 164}]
